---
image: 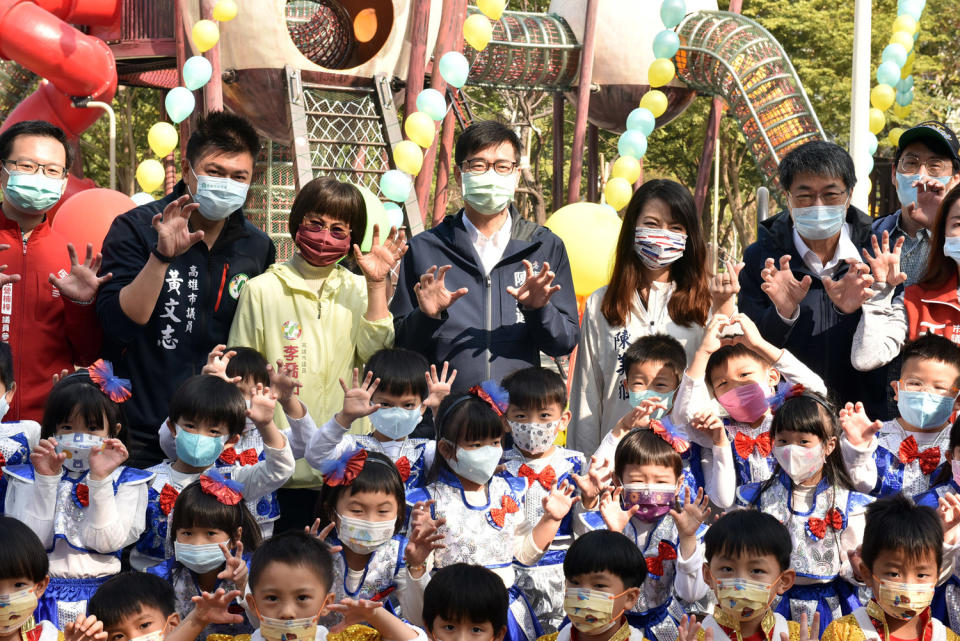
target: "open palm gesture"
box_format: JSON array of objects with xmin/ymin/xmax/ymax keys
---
[
  {"xmin": 862, "ymin": 230, "xmax": 907, "ymax": 288},
  {"xmin": 153, "ymin": 195, "xmax": 203, "ymax": 257},
  {"xmin": 50, "ymin": 243, "xmax": 113, "ymax": 303},
  {"xmin": 760, "ymin": 255, "xmax": 811, "ymax": 319},
  {"xmin": 354, "ymin": 225, "xmax": 407, "ymax": 283},
  {"xmin": 415, "ymin": 265, "xmax": 469, "ymax": 318},
  {"xmin": 822, "ymin": 259, "xmax": 875, "ymax": 313}
]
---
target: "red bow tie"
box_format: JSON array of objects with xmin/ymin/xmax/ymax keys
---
[
  {"xmin": 395, "ymin": 456, "xmax": 411, "ymax": 482},
  {"xmin": 807, "ymin": 507, "xmax": 844, "ymax": 540},
  {"xmin": 518, "ymin": 464, "xmax": 556, "ymax": 489},
  {"xmin": 0, "ymin": 451, "xmax": 5, "ymax": 479},
  {"xmin": 159, "ymin": 483, "xmax": 180, "ymax": 516},
  {"xmin": 219, "ymin": 448, "xmax": 258, "ymax": 466},
  {"xmin": 74, "ymin": 483, "xmax": 89, "ymax": 508},
  {"xmin": 489, "ymin": 495, "xmax": 520, "ymax": 528},
  {"xmin": 645, "ymin": 540, "xmax": 678, "ymax": 577},
  {"xmin": 734, "ymin": 431, "xmax": 772, "ymax": 459},
  {"xmin": 899, "ymin": 437, "xmax": 940, "ymax": 475}
]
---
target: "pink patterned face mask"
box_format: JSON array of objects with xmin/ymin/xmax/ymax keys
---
[
  {"xmin": 717, "ymin": 382, "xmax": 771, "ymax": 423},
  {"xmin": 620, "ymin": 483, "xmax": 677, "ymax": 521}
]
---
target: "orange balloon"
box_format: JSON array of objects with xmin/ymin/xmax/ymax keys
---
[
  {"xmin": 52, "ymin": 188, "xmax": 136, "ymax": 255},
  {"xmin": 354, "ymin": 8, "xmax": 377, "ymax": 43}
]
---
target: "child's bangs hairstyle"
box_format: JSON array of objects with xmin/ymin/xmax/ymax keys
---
[
  {"xmin": 614, "ymin": 428, "xmax": 682, "ymax": 480},
  {"xmin": 501, "ymin": 367, "xmax": 567, "ymax": 411},
  {"xmin": 168, "ymin": 375, "xmax": 246, "ymax": 436},
  {"xmin": 862, "ymin": 494, "xmax": 943, "ymax": 571},
  {"xmin": 621, "ymin": 335, "xmax": 687, "ymax": 382},
  {"xmin": 430, "ymin": 395, "xmax": 505, "ymax": 482},
  {"xmin": 41, "ymin": 371, "xmax": 124, "ymax": 440},
  {"xmin": 422, "ymin": 564, "xmax": 508, "ymax": 632},
  {"xmin": 224, "ymin": 347, "xmax": 270, "ymax": 388},
  {"xmin": 316, "ymin": 451, "xmax": 407, "ymax": 534},
  {"xmin": 170, "ymin": 480, "xmax": 262, "ymax": 552},
  {"xmin": 0, "ymin": 516, "xmax": 48, "ymax": 582},
  {"xmin": 249, "ymin": 531, "xmax": 334, "ymax": 593},
  {"xmin": 704, "ymin": 509, "xmax": 792, "ymax": 572},
  {"xmin": 364, "ymin": 348, "xmax": 429, "ymax": 400},
  {"xmin": 705, "ymin": 344, "xmax": 773, "ymax": 389},
  {"xmin": 900, "ymin": 333, "xmax": 960, "ymax": 378},
  {"xmin": 564, "ymin": 530, "xmax": 648, "ymax": 588},
  {"xmin": 88, "ymin": 572, "xmax": 176, "ymax": 628}
]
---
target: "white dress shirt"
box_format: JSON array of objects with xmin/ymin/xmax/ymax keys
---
[
  {"xmin": 779, "ymin": 223, "xmax": 861, "ymax": 324},
  {"xmin": 463, "ymin": 213, "xmax": 512, "ymax": 275}
]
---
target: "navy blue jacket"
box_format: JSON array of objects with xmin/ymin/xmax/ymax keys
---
[
  {"xmin": 390, "ymin": 208, "xmax": 580, "ymax": 392},
  {"xmin": 97, "ymin": 182, "xmax": 275, "ymax": 467},
  {"xmin": 738, "ymin": 206, "xmax": 894, "ymax": 420}
]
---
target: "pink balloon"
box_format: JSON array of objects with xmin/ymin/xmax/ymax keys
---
[{"xmin": 52, "ymin": 188, "xmax": 136, "ymax": 255}]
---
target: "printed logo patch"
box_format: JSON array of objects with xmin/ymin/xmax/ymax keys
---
[
  {"xmin": 282, "ymin": 320, "xmax": 302, "ymax": 340},
  {"xmin": 228, "ymin": 273, "xmax": 249, "ymax": 299}
]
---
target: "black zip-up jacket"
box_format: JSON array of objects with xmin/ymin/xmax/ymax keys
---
[
  {"xmin": 97, "ymin": 182, "xmax": 275, "ymax": 467},
  {"xmin": 390, "ymin": 208, "xmax": 580, "ymax": 393}
]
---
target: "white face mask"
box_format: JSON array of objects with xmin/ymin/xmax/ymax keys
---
[
  {"xmin": 56, "ymin": 433, "xmax": 104, "ymax": 472},
  {"xmin": 507, "ymin": 419, "xmax": 560, "ymax": 455},
  {"xmin": 444, "ymin": 442, "xmax": 502, "ymax": 485},
  {"xmin": 773, "ymin": 442, "xmax": 824, "ymax": 483},
  {"xmin": 336, "ymin": 513, "xmax": 395, "ymax": 554}
]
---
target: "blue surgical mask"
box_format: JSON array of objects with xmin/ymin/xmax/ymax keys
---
[
  {"xmin": 189, "ymin": 166, "xmax": 249, "ymax": 221},
  {"xmin": 2, "ymin": 167, "xmax": 64, "ymax": 213},
  {"xmin": 174, "ymin": 541, "xmax": 226, "ymax": 573},
  {"xmin": 944, "ymin": 236, "xmax": 960, "ymax": 263},
  {"xmin": 369, "ymin": 406, "xmax": 422, "ymax": 441},
  {"xmin": 0, "ymin": 395, "xmax": 9, "ymax": 423},
  {"xmin": 444, "ymin": 441, "xmax": 502, "ymax": 485},
  {"xmin": 461, "ymin": 169, "xmax": 517, "ymax": 215},
  {"xmin": 897, "ymin": 389, "xmax": 957, "ymax": 429},
  {"xmin": 789, "ymin": 201, "xmax": 847, "ymax": 241},
  {"xmin": 896, "ymin": 172, "xmax": 952, "ymax": 210},
  {"xmin": 175, "ymin": 426, "xmax": 225, "ymax": 467},
  {"xmin": 628, "ymin": 388, "xmax": 676, "ymax": 419}
]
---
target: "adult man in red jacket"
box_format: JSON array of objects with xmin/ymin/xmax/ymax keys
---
[{"xmin": 0, "ymin": 120, "xmax": 111, "ymax": 420}]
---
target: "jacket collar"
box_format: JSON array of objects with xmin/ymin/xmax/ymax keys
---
[
  {"xmin": 914, "ymin": 270, "xmax": 959, "ymax": 302},
  {"xmin": 438, "ymin": 206, "xmax": 540, "ymax": 274},
  {"xmin": 269, "ymin": 260, "xmax": 349, "ymax": 298},
  {"xmin": 713, "ymin": 608, "xmax": 777, "ymax": 641},
  {"xmin": 0, "ymin": 207, "xmax": 53, "ymax": 241}
]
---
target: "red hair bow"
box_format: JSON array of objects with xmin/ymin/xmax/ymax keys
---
[
  {"xmin": 650, "ymin": 419, "xmax": 690, "ymax": 453},
  {"xmin": 518, "ymin": 464, "xmax": 556, "ymax": 490},
  {"xmin": 489, "ymin": 495, "xmax": 519, "ymax": 528},
  {"xmin": 88, "ymin": 359, "xmax": 132, "ymax": 403},
  {"xmin": 219, "ymin": 448, "xmax": 259, "ymax": 466},
  {"xmin": 469, "ymin": 380, "xmax": 510, "ymax": 417},
  {"xmin": 899, "ymin": 437, "xmax": 940, "ymax": 475},
  {"xmin": 806, "ymin": 508, "xmax": 844, "ymax": 540},
  {"xmin": 200, "ymin": 470, "xmax": 244, "ymax": 506},
  {"xmin": 645, "ymin": 541, "xmax": 678, "ymax": 577},
  {"xmin": 734, "ymin": 431, "xmax": 772, "ymax": 459},
  {"xmin": 321, "ymin": 446, "xmax": 368, "ymax": 486}
]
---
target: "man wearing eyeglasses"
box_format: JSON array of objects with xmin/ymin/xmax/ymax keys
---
[
  {"xmin": 390, "ymin": 120, "xmax": 579, "ymax": 395},
  {"xmin": 0, "ymin": 120, "xmax": 110, "ymax": 421}
]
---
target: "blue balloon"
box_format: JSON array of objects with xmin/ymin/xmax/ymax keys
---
[
  {"xmin": 896, "ymin": 89, "xmax": 914, "ymax": 106},
  {"xmin": 438, "ymin": 51, "xmax": 469, "ymax": 89},
  {"xmin": 881, "ymin": 44, "xmax": 908, "ymax": 69},
  {"xmin": 867, "ymin": 133, "xmax": 879, "ymax": 156},
  {"xmin": 876, "ymin": 61, "xmax": 901, "ymax": 87},
  {"xmin": 652, "ymin": 30, "xmax": 680, "ymax": 59},
  {"xmin": 659, "ymin": 0, "xmax": 686, "ymax": 29},
  {"xmin": 618, "ymin": 130, "xmax": 647, "ymax": 160},
  {"xmin": 165, "ymin": 87, "xmax": 195, "ymax": 124},
  {"xmin": 865, "ymin": 156, "xmax": 874, "ymax": 175},
  {"xmin": 898, "ymin": 0, "xmax": 923, "ymax": 20},
  {"xmin": 898, "ymin": 75, "xmax": 914, "ymax": 92},
  {"xmin": 626, "ymin": 107, "xmax": 656, "ymax": 136},
  {"xmin": 183, "ymin": 56, "xmax": 213, "ymax": 91},
  {"xmin": 379, "ymin": 170, "xmax": 413, "ymax": 202},
  {"xmin": 416, "ymin": 88, "xmax": 447, "ymax": 121}
]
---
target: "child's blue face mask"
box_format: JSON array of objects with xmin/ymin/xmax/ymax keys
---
[
  {"xmin": 628, "ymin": 388, "xmax": 676, "ymax": 419},
  {"xmin": 175, "ymin": 426, "xmax": 225, "ymax": 467}
]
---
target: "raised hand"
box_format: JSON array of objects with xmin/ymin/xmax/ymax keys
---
[
  {"xmin": 784, "ymin": 612, "xmax": 820, "ymax": 641},
  {"xmin": 247, "ymin": 384, "xmax": 278, "ymax": 427},
  {"xmin": 50, "ymin": 243, "xmax": 113, "ymax": 303},
  {"xmin": 31, "ymin": 437, "xmax": 65, "ymax": 476},
  {"xmin": 189, "ymin": 588, "xmax": 245, "ymax": 626},
  {"xmin": 202, "ymin": 345, "xmax": 240, "ymax": 383},
  {"xmin": 51, "ymin": 368, "xmax": 73, "ymax": 386},
  {"xmin": 612, "ymin": 403, "xmax": 664, "ymax": 439},
  {"xmin": 404, "ymin": 503, "xmax": 445, "ymax": 569},
  {"xmin": 710, "ymin": 260, "xmax": 744, "ymax": 314},
  {"xmin": 838, "ymin": 402, "xmax": 882, "ymax": 448},
  {"xmin": 354, "ymin": 225, "xmax": 407, "ymax": 283},
  {"xmin": 64, "ymin": 614, "xmax": 107, "ymax": 641},
  {"xmin": 863, "ymin": 231, "xmax": 907, "ymax": 288},
  {"xmin": 542, "ymin": 481, "xmax": 579, "ymax": 521},
  {"xmin": 822, "ymin": 259, "xmax": 876, "ymax": 314},
  {"xmin": 760, "ymin": 255, "xmax": 812, "ymax": 319},
  {"xmin": 268, "ymin": 359, "xmax": 301, "ymax": 403},
  {"xmin": 690, "ymin": 410, "xmax": 728, "ymax": 446},
  {"xmin": 153, "ymin": 195, "xmax": 203, "ymax": 258},
  {"xmin": 327, "ymin": 598, "xmax": 384, "ymax": 632},
  {"xmin": 424, "ymin": 362, "xmax": 457, "ymax": 412},
  {"xmin": 0, "ymin": 244, "xmax": 21, "ymax": 287},
  {"xmin": 217, "ymin": 542, "xmax": 247, "ymax": 589},
  {"xmin": 678, "ymin": 614, "xmax": 711, "ymax": 641},
  {"xmin": 88, "ymin": 437, "xmax": 128, "ymax": 481},
  {"xmin": 670, "ymin": 486, "xmax": 711, "ymax": 539},
  {"xmin": 506, "ymin": 260, "xmax": 561, "ymax": 310},
  {"xmin": 698, "ymin": 314, "xmax": 730, "ymax": 356},
  {"xmin": 305, "ymin": 520, "xmax": 343, "ymax": 554},
  {"xmin": 599, "ymin": 487, "xmax": 638, "ymax": 533},
  {"xmin": 570, "ymin": 455, "xmax": 613, "ymax": 510},
  {"xmin": 414, "ymin": 265, "xmax": 468, "ymax": 319},
  {"xmin": 337, "ymin": 368, "xmax": 381, "ymax": 425},
  {"xmin": 938, "ymin": 493, "xmax": 960, "ymax": 546}
]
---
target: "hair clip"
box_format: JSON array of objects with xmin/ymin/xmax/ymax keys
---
[
  {"xmin": 199, "ymin": 469, "xmax": 245, "ymax": 506},
  {"xmin": 88, "ymin": 359, "xmax": 132, "ymax": 403},
  {"xmin": 650, "ymin": 417, "xmax": 690, "ymax": 453},
  {"xmin": 767, "ymin": 383, "xmax": 805, "ymax": 413},
  {"xmin": 320, "ymin": 445, "xmax": 367, "ymax": 486},
  {"xmin": 469, "ymin": 380, "xmax": 510, "ymax": 416}
]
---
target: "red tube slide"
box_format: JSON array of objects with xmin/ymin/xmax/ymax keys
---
[{"xmin": 0, "ymin": 0, "xmax": 119, "ymax": 137}]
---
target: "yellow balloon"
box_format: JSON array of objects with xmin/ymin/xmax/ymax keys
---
[
  {"xmin": 887, "ymin": 127, "xmax": 905, "ymax": 148},
  {"xmin": 870, "ymin": 84, "xmax": 896, "ymax": 111},
  {"xmin": 611, "ymin": 156, "xmax": 642, "ymax": 184},
  {"xmin": 404, "ymin": 111, "xmax": 436, "ymax": 149},
  {"xmin": 545, "ymin": 203, "xmax": 623, "ymax": 297},
  {"xmin": 393, "ymin": 140, "xmax": 424, "ymax": 175},
  {"xmin": 477, "ymin": 0, "xmax": 507, "ymax": 21},
  {"xmin": 647, "ymin": 58, "xmax": 676, "ymax": 88},
  {"xmin": 639, "ymin": 90, "xmax": 669, "ymax": 118},
  {"xmin": 212, "ymin": 0, "xmax": 238, "ymax": 21},
  {"xmin": 463, "ymin": 14, "xmax": 493, "ymax": 51},
  {"xmin": 892, "ymin": 14, "xmax": 917, "ymax": 35},
  {"xmin": 868, "ymin": 108, "xmax": 886, "ymax": 135},
  {"xmin": 893, "ymin": 103, "xmax": 912, "ymax": 119},
  {"xmin": 192, "ymin": 19, "xmax": 220, "ymax": 53},
  {"xmin": 147, "ymin": 122, "xmax": 178, "ymax": 158},
  {"xmin": 889, "ymin": 31, "xmax": 913, "ymax": 53},
  {"xmin": 136, "ymin": 159, "xmax": 165, "ymax": 193},
  {"xmin": 604, "ymin": 177, "xmax": 633, "ymax": 211},
  {"xmin": 901, "ymin": 55, "xmax": 914, "ymax": 79}
]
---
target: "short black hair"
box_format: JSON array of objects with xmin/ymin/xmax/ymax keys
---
[
  {"xmin": 901, "ymin": 334, "xmax": 960, "ymax": 381},
  {"xmin": 0, "ymin": 120, "xmax": 73, "ymax": 170},
  {"xmin": 185, "ymin": 111, "xmax": 261, "ymax": 166},
  {"xmin": 454, "ymin": 121, "xmax": 521, "ymax": 166},
  {"xmin": 169, "ymin": 480, "xmax": 262, "ymax": 552},
  {"xmin": 249, "ymin": 531, "xmax": 334, "ymax": 593},
  {"xmin": 288, "ymin": 176, "xmax": 367, "ymax": 252},
  {"xmin": 778, "ymin": 140, "xmax": 856, "ymax": 193},
  {"xmin": 0, "ymin": 342, "xmax": 14, "ymax": 390},
  {"xmin": 364, "ymin": 348, "xmax": 429, "ymax": 400},
  {"xmin": 88, "ymin": 572, "xmax": 176, "ymax": 628},
  {"xmin": 564, "ymin": 530, "xmax": 648, "ymax": 588},
  {"xmin": 501, "ymin": 367, "xmax": 567, "ymax": 411},
  {"xmin": 862, "ymin": 494, "xmax": 943, "ymax": 572},
  {"xmin": 429, "ymin": 395, "xmax": 505, "ymax": 482},
  {"xmin": 422, "ymin": 564, "xmax": 508, "ymax": 631},
  {"xmin": 224, "ymin": 346, "xmax": 270, "ymax": 388},
  {"xmin": 0, "ymin": 516, "xmax": 48, "ymax": 582},
  {"xmin": 315, "ymin": 451, "xmax": 407, "ymax": 534},
  {"xmin": 41, "ymin": 370, "xmax": 124, "ymax": 440},
  {"xmin": 169, "ymin": 375, "xmax": 246, "ymax": 436},
  {"xmin": 705, "ymin": 344, "xmax": 773, "ymax": 389},
  {"xmin": 621, "ymin": 335, "xmax": 687, "ymax": 382},
  {"xmin": 614, "ymin": 428, "xmax": 682, "ymax": 480},
  {"xmin": 704, "ymin": 509, "xmax": 792, "ymax": 572}
]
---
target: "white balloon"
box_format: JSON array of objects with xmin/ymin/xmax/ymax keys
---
[{"xmin": 131, "ymin": 192, "xmax": 156, "ymax": 206}]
